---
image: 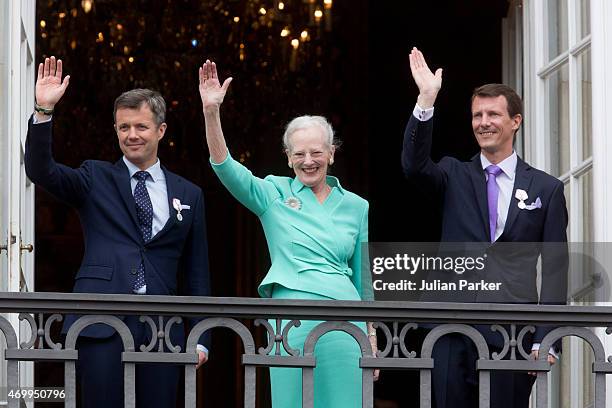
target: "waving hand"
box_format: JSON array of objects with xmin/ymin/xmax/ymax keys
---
[
  {"xmin": 36, "ymin": 56, "xmax": 70, "ymax": 109},
  {"xmin": 199, "ymin": 60, "xmax": 232, "ymax": 111},
  {"xmin": 409, "ymin": 47, "xmax": 442, "ymax": 109}
]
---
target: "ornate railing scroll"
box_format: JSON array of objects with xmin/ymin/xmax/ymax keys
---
[{"xmin": 1, "ymin": 293, "xmax": 612, "ymax": 407}]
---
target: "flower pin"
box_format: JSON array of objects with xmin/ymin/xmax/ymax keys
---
[
  {"xmin": 284, "ymin": 196, "xmax": 302, "ymax": 210},
  {"xmin": 172, "ymin": 198, "xmax": 191, "ymax": 221},
  {"xmin": 515, "ymin": 189, "xmax": 528, "ymax": 201},
  {"xmin": 172, "ymin": 198, "xmax": 183, "ymax": 221}
]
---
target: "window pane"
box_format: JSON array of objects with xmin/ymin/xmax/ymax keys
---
[
  {"xmin": 581, "ymin": 171, "xmax": 593, "ymax": 242},
  {"xmin": 0, "ymin": 0, "xmax": 7, "ymax": 148},
  {"xmin": 580, "ymin": 49, "xmax": 592, "ymax": 161},
  {"xmin": 564, "ymin": 180, "xmax": 571, "ymax": 238},
  {"xmin": 548, "ymin": 64, "xmax": 570, "ymax": 177},
  {"xmin": 0, "ymin": 0, "xmax": 8, "ymax": 294},
  {"xmin": 580, "ymin": 0, "xmax": 591, "ymax": 38},
  {"xmin": 574, "ymin": 173, "xmax": 594, "ymax": 404},
  {"xmin": 548, "ymin": 0, "xmax": 569, "ymax": 59}
]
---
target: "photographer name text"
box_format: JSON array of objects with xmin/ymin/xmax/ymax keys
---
[{"xmin": 372, "ymin": 279, "xmax": 502, "ymax": 291}]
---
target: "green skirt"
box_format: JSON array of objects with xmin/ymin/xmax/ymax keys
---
[{"xmin": 269, "ymin": 285, "xmax": 366, "ymax": 408}]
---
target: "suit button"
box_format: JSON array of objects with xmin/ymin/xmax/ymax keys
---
[{"xmin": 131, "ymin": 268, "xmax": 138, "ymax": 275}]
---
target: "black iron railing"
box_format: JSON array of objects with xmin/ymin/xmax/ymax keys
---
[{"xmin": 0, "ymin": 292, "xmax": 610, "ymax": 407}]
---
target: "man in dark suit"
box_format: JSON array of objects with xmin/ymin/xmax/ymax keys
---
[
  {"xmin": 25, "ymin": 56, "xmax": 210, "ymax": 407},
  {"xmin": 401, "ymin": 48, "xmax": 568, "ymax": 408}
]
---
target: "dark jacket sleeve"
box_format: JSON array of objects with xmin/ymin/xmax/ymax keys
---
[
  {"xmin": 401, "ymin": 115, "xmax": 448, "ymax": 200},
  {"xmin": 25, "ymin": 116, "xmax": 91, "ymax": 207}
]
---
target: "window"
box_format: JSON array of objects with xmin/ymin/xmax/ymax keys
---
[
  {"xmin": 541, "ymin": 0, "xmax": 592, "ymax": 242},
  {"xmin": 525, "ymin": 0, "xmax": 593, "ymax": 405}
]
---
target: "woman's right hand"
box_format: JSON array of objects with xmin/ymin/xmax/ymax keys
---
[{"xmin": 199, "ymin": 59, "xmax": 233, "ymax": 111}]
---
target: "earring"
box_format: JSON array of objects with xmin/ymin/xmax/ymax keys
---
[
  {"xmin": 288, "ymin": 162, "xmax": 293, "ymax": 168},
  {"xmin": 329, "ymin": 158, "xmax": 334, "ymax": 165}
]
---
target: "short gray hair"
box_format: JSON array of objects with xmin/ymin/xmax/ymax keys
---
[
  {"xmin": 113, "ymin": 88, "xmax": 166, "ymax": 127},
  {"xmin": 283, "ymin": 115, "xmax": 335, "ymax": 151}
]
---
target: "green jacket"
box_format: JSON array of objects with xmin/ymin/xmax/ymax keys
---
[{"xmin": 211, "ymin": 153, "xmax": 373, "ymax": 301}]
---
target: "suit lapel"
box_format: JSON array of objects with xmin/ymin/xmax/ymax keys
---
[
  {"xmin": 112, "ymin": 159, "xmax": 141, "ymax": 238},
  {"xmin": 502, "ymin": 157, "xmax": 533, "ymax": 237},
  {"xmin": 150, "ymin": 167, "xmax": 184, "ymax": 242},
  {"xmin": 468, "ymin": 155, "xmax": 490, "ymax": 240}
]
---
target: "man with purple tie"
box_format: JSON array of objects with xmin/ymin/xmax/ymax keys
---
[{"xmin": 401, "ymin": 48, "xmax": 568, "ymax": 408}]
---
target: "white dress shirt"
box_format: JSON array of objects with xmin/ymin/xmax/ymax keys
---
[
  {"xmin": 480, "ymin": 152, "xmax": 517, "ymax": 242},
  {"xmin": 122, "ymin": 157, "xmax": 169, "ymax": 295},
  {"xmin": 122, "ymin": 156, "xmax": 170, "ymax": 238}
]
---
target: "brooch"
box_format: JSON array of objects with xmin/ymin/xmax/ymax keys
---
[
  {"xmin": 172, "ymin": 198, "xmax": 191, "ymax": 221},
  {"xmin": 284, "ymin": 196, "xmax": 302, "ymax": 210}
]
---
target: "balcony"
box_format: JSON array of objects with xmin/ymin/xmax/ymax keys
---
[{"xmin": 0, "ymin": 292, "xmax": 610, "ymax": 407}]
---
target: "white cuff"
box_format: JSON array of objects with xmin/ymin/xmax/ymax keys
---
[
  {"xmin": 196, "ymin": 344, "xmax": 209, "ymax": 356},
  {"xmin": 32, "ymin": 114, "xmax": 52, "ymax": 124},
  {"xmin": 413, "ymin": 103, "xmax": 434, "ymax": 122},
  {"xmin": 531, "ymin": 343, "xmax": 559, "ymax": 360}
]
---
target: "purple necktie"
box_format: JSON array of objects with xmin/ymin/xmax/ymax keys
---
[{"xmin": 485, "ymin": 165, "xmax": 503, "ymax": 242}]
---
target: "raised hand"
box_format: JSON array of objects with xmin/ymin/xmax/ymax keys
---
[
  {"xmin": 36, "ymin": 56, "xmax": 70, "ymax": 109},
  {"xmin": 409, "ymin": 47, "xmax": 442, "ymax": 109},
  {"xmin": 198, "ymin": 60, "xmax": 232, "ymax": 111}
]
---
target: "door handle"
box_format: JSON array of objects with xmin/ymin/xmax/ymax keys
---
[
  {"xmin": 20, "ymin": 243, "xmax": 34, "ymax": 253},
  {"xmin": 1, "ymin": 235, "xmax": 16, "ymax": 253}
]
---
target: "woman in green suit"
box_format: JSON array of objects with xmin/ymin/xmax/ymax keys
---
[{"xmin": 199, "ymin": 60, "xmax": 378, "ymax": 407}]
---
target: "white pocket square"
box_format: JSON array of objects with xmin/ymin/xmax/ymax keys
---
[
  {"xmin": 515, "ymin": 189, "xmax": 541, "ymax": 210},
  {"xmin": 523, "ymin": 197, "xmax": 542, "ymax": 210}
]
